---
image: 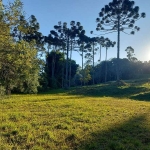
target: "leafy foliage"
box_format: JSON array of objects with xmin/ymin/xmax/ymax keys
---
[
  {"xmin": 0, "ymin": 0, "xmax": 41, "ymax": 94},
  {"xmin": 45, "ymin": 50, "xmax": 78, "ymax": 88}
]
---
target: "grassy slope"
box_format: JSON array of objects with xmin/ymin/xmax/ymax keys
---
[{"xmin": 0, "ymin": 79, "xmax": 150, "ymax": 150}]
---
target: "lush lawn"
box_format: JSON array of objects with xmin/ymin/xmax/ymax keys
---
[{"xmin": 0, "ymin": 80, "xmax": 150, "ymax": 149}]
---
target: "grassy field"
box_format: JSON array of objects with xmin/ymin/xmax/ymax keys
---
[{"xmin": 0, "ymin": 79, "xmax": 150, "ymax": 150}]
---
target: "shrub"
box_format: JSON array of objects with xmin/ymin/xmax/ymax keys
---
[{"xmin": 0, "ymin": 85, "xmax": 5, "ymax": 98}]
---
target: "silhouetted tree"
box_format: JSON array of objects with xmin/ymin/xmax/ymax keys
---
[
  {"xmin": 95, "ymin": 0, "xmax": 146, "ymax": 81},
  {"xmin": 44, "ymin": 28, "xmax": 66, "ymax": 88},
  {"xmin": 84, "ymin": 37, "xmax": 98, "ymax": 85},
  {"xmin": 77, "ymin": 35, "xmax": 90, "ymax": 85},
  {"xmin": 96, "ymin": 36, "xmax": 105, "ymax": 62},
  {"xmin": 103, "ymin": 38, "xmax": 116, "ymax": 82},
  {"xmin": 45, "ymin": 50, "xmax": 64, "ymax": 88},
  {"xmin": 53, "ymin": 21, "xmax": 85, "ymax": 89},
  {"xmin": 12, "ymin": 14, "xmax": 45, "ymax": 53},
  {"xmin": 125, "ymin": 46, "xmax": 137, "ymax": 62}
]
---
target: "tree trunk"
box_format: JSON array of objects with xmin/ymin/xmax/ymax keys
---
[
  {"xmin": 65, "ymin": 36, "xmax": 69, "ymax": 89},
  {"xmin": 92, "ymin": 42, "xmax": 95, "ymax": 85},
  {"xmin": 6, "ymin": 84, "xmax": 11, "ymax": 95},
  {"xmin": 105, "ymin": 47, "xmax": 108, "ymax": 83},
  {"xmin": 99, "ymin": 44, "xmax": 102, "ymax": 84},
  {"xmin": 99, "ymin": 44, "xmax": 102, "ymax": 62},
  {"xmin": 69, "ymin": 40, "xmax": 73, "ymax": 88},
  {"xmin": 81, "ymin": 44, "xmax": 84, "ymax": 86},
  {"xmin": 62, "ymin": 49, "xmax": 65, "ymax": 88},
  {"xmin": 51, "ymin": 48, "xmax": 56, "ymax": 88},
  {"xmin": 117, "ymin": 17, "xmax": 120, "ymax": 81}
]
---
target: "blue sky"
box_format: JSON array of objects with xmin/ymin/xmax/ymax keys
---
[{"xmin": 3, "ymin": 0, "xmax": 150, "ymax": 66}]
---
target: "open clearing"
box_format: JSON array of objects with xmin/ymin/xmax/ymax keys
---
[{"xmin": 1, "ymin": 80, "xmax": 150, "ymax": 149}]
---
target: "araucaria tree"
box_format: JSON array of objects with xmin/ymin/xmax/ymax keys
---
[
  {"xmin": 52, "ymin": 21, "xmax": 85, "ymax": 89},
  {"xmin": 96, "ymin": 0, "xmax": 146, "ymax": 81}
]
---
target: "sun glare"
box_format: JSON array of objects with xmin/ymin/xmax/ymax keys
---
[
  {"xmin": 148, "ymin": 46, "xmax": 150, "ymax": 61},
  {"xmin": 143, "ymin": 45, "xmax": 150, "ymax": 61},
  {"xmin": 139, "ymin": 45, "xmax": 150, "ymax": 62},
  {"xmin": 149, "ymin": 51, "xmax": 150, "ymax": 59}
]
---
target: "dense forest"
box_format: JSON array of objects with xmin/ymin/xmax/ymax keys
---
[{"xmin": 0, "ymin": 0, "xmax": 149, "ymax": 95}]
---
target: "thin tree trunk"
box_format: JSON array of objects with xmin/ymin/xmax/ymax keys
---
[
  {"xmin": 99, "ymin": 44, "xmax": 102, "ymax": 62},
  {"xmin": 105, "ymin": 47, "xmax": 108, "ymax": 83},
  {"xmin": 62, "ymin": 48, "xmax": 65, "ymax": 88},
  {"xmin": 6, "ymin": 84, "xmax": 11, "ymax": 95},
  {"xmin": 117, "ymin": 17, "xmax": 120, "ymax": 81},
  {"xmin": 92, "ymin": 42, "xmax": 95, "ymax": 85},
  {"xmin": 81, "ymin": 44, "xmax": 84, "ymax": 86},
  {"xmin": 19, "ymin": 31, "xmax": 22, "ymax": 41},
  {"xmin": 69, "ymin": 40, "xmax": 73, "ymax": 88},
  {"xmin": 65, "ymin": 37, "xmax": 69, "ymax": 89},
  {"xmin": 51, "ymin": 47, "xmax": 56, "ymax": 87},
  {"xmin": 82, "ymin": 46, "xmax": 84, "ymax": 71},
  {"xmin": 52, "ymin": 57, "xmax": 54, "ymax": 81},
  {"xmin": 99, "ymin": 44, "xmax": 102, "ymax": 84},
  {"xmin": 47, "ymin": 44, "xmax": 51, "ymax": 54}
]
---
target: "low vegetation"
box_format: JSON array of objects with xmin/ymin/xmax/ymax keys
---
[{"xmin": 0, "ymin": 79, "xmax": 150, "ymax": 150}]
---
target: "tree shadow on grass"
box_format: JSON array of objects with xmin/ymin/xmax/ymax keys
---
[
  {"xmin": 77, "ymin": 113, "xmax": 150, "ymax": 150},
  {"xmin": 130, "ymin": 92, "xmax": 150, "ymax": 102},
  {"xmin": 68, "ymin": 85, "xmax": 148, "ymax": 100},
  {"xmin": 39, "ymin": 88, "xmax": 67, "ymax": 95},
  {"xmin": 38, "ymin": 83, "xmax": 150, "ymax": 102}
]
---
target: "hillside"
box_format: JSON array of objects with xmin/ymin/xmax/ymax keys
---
[{"xmin": 0, "ymin": 79, "xmax": 150, "ymax": 149}]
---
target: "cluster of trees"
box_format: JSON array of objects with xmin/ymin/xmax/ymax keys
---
[
  {"xmin": 75, "ymin": 58, "xmax": 150, "ymax": 86},
  {"xmin": 0, "ymin": 0, "xmax": 43, "ymax": 95},
  {"xmin": 0, "ymin": 0, "xmax": 148, "ymax": 95},
  {"xmin": 45, "ymin": 49, "xmax": 150, "ymax": 87}
]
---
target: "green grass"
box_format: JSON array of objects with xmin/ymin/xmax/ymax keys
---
[{"xmin": 0, "ymin": 80, "xmax": 150, "ymax": 149}]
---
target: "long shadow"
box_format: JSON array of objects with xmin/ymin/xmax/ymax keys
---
[
  {"xmin": 130, "ymin": 92, "xmax": 150, "ymax": 102},
  {"xmin": 68, "ymin": 84, "xmax": 148, "ymax": 99},
  {"xmin": 39, "ymin": 88, "xmax": 67, "ymax": 95},
  {"xmin": 76, "ymin": 113, "xmax": 150, "ymax": 150},
  {"xmin": 38, "ymin": 83, "xmax": 150, "ymax": 102}
]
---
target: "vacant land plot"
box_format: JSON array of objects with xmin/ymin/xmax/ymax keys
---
[{"xmin": 1, "ymin": 81, "xmax": 150, "ymax": 149}]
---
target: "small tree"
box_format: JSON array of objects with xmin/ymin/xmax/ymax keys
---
[
  {"xmin": 95, "ymin": 0, "xmax": 146, "ymax": 81},
  {"xmin": 80, "ymin": 65, "xmax": 92, "ymax": 85},
  {"xmin": 125, "ymin": 46, "xmax": 137, "ymax": 62}
]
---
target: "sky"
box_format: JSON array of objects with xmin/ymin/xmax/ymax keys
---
[{"xmin": 3, "ymin": 0, "xmax": 150, "ymax": 66}]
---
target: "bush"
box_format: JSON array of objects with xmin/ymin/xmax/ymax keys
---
[{"xmin": 0, "ymin": 85, "xmax": 5, "ymax": 98}]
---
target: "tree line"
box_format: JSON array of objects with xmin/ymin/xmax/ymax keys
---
[{"xmin": 0, "ymin": 0, "xmax": 148, "ymax": 95}]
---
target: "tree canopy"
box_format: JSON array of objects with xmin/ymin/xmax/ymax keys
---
[
  {"xmin": 0, "ymin": 0, "xmax": 41, "ymax": 94},
  {"xmin": 95, "ymin": 0, "xmax": 146, "ymax": 81}
]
